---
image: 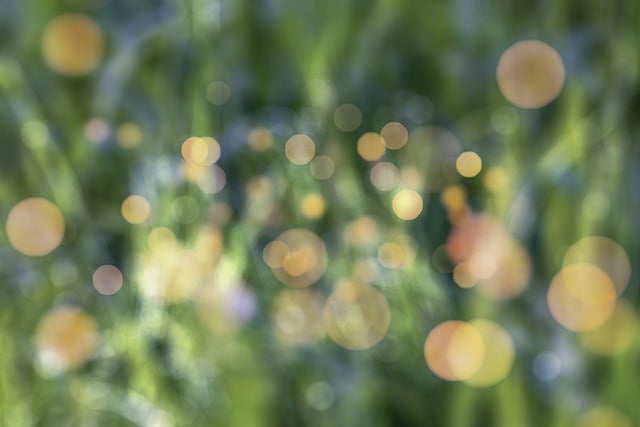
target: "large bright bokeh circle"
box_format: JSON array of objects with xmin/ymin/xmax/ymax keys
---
[
  {"xmin": 6, "ymin": 198, "xmax": 65, "ymax": 256},
  {"xmin": 424, "ymin": 321, "xmax": 485, "ymax": 381},
  {"xmin": 42, "ymin": 14, "xmax": 104, "ymax": 76},
  {"xmin": 547, "ymin": 263, "xmax": 617, "ymax": 332},
  {"xmin": 497, "ymin": 40, "xmax": 565, "ymax": 108}
]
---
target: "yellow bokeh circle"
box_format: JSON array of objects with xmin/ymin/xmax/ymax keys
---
[
  {"xmin": 266, "ymin": 229, "xmax": 328, "ymax": 288},
  {"xmin": 547, "ymin": 263, "xmax": 617, "ymax": 332},
  {"xmin": 580, "ymin": 299, "xmax": 637, "ymax": 356},
  {"xmin": 285, "ymin": 134, "xmax": 316, "ymax": 165},
  {"xmin": 6, "ymin": 198, "xmax": 65, "ymax": 256},
  {"xmin": 121, "ymin": 195, "xmax": 151, "ymax": 224},
  {"xmin": 392, "ymin": 189, "xmax": 423, "ymax": 220},
  {"xmin": 563, "ymin": 236, "xmax": 631, "ymax": 295},
  {"xmin": 36, "ymin": 307, "xmax": 98, "ymax": 372},
  {"xmin": 424, "ymin": 321, "xmax": 485, "ymax": 381},
  {"xmin": 497, "ymin": 40, "xmax": 565, "ymax": 109},
  {"xmin": 456, "ymin": 151, "xmax": 482, "ymax": 178},
  {"xmin": 42, "ymin": 14, "xmax": 104, "ymax": 76},
  {"xmin": 464, "ymin": 320, "xmax": 515, "ymax": 387},
  {"xmin": 357, "ymin": 132, "xmax": 386, "ymax": 161}
]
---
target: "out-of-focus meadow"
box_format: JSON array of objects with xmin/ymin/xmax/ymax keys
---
[{"xmin": 1, "ymin": 1, "xmax": 639, "ymax": 426}]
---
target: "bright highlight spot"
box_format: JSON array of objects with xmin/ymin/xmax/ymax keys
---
[
  {"xmin": 300, "ymin": 193, "xmax": 326, "ymax": 219},
  {"xmin": 36, "ymin": 307, "xmax": 98, "ymax": 373},
  {"xmin": 563, "ymin": 236, "xmax": 631, "ymax": 295},
  {"xmin": 42, "ymin": 14, "xmax": 104, "ymax": 76},
  {"xmin": 464, "ymin": 320, "xmax": 515, "ymax": 387},
  {"xmin": 547, "ymin": 263, "xmax": 617, "ymax": 332},
  {"xmin": 121, "ymin": 195, "xmax": 151, "ymax": 224},
  {"xmin": 497, "ymin": 40, "xmax": 565, "ymax": 109},
  {"xmin": 266, "ymin": 229, "xmax": 328, "ymax": 288},
  {"xmin": 285, "ymin": 134, "xmax": 316, "ymax": 165},
  {"xmin": 392, "ymin": 189, "xmax": 423, "ymax": 220},
  {"xmin": 357, "ymin": 132, "xmax": 386, "ymax": 161},
  {"xmin": 446, "ymin": 214, "xmax": 531, "ymax": 300},
  {"xmin": 380, "ymin": 122, "xmax": 408, "ymax": 149},
  {"xmin": 452, "ymin": 262, "xmax": 478, "ymax": 289},
  {"xmin": 456, "ymin": 151, "xmax": 482, "ymax": 178},
  {"xmin": 92, "ymin": 265, "xmax": 124, "ymax": 295},
  {"xmin": 424, "ymin": 321, "xmax": 485, "ymax": 381},
  {"xmin": 6, "ymin": 198, "xmax": 65, "ymax": 256},
  {"xmin": 181, "ymin": 137, "xmax": 221, "ymax": 166}
]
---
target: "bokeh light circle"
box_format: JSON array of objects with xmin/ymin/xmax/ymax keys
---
[
  {"xmin": 285, "ymin": 134, "xmax": 316, "ymax": 165},
  {"xmin": 456, "ymin": 151, "xmax": 482, "ymax": 178},
  {"xmin": 6, "ymin": 198, "xmax": 65, "ymax": 256},
  {"xmin": 464, "ymin": 320, "xmax": 515, "ymax": 387},
  {"xmin": 42, "ymin": 14, "xmax": 104, "ymax": 76},
  {"xmin": 446, "ymin": 214, "xmax": 531, "ymax": 300},
  {"xmin": 580, "ymin": 299, "xmax": 637, "ymax": 356},
  {"xmin": 497, "ymin": 40, "xmax": 565, "ymax": 108},
  {"xmin": 344, "ymin": 216, "xmax": 379, "ymax": 247},
  {"xmin": 333, "ymin": 104, "xmax": 362, "ymax": 132},
  {"xmin": 323, "ymin": 281, "xmax": 391, "ymax": 350},
  {"xmin": 300, "ymin": 193, "xmax": 326, "ymax": 219},
  {"xmin": 562, "ymin": 236, "xmax": 631, "ymax": 295},
  {"xmin": 36, "ymin": 307, "xmax": 98, "ymax": 372},
  {"xmin": 248, "ymin": 127, "xmax": 273, "ymax": 151},
  {"xmin": 267, "ymin": 229, "xmax": 328, "ymax": 288},
  {"xmin": 272, "ymin": 289, "xmax": 325, "ymax": 345},
  {"xmin": 310, "ymin": 155, "xmax": 335, "ymax": 180},
  {"xmin": 121, "ymin": 195, "xmax": 151, "ymax": 224},
  {"xmin": 181, "ymin": 136, "xmax": 221, "ymax": 166},
  {"xmin": 357, "ymin": 132, "xmax": 386, "ymax": 161},
  {"xmin": 547, "ymin": 263, "xmax": 617, "ymax": 332},
  {"xmin": 377, "ymin": 240, "xmax": 414, "ymax": 269},
  {"xmin": 380, "ymin": 122, "xmax": 408, "ymax": 149},
  {"xmin": 370, "ymin": 161, "xmax": 400, "ymax": 191},
  {"xmin": 92, "ymin": 265, "xmax": 124, "ymax": 295},
  {"xmin": 392, "ymin": 189, "xmax": 423, "ymax": 220},
  {"xmin": 424, "ymin": 321, "xmax": 485, "ymax": 381}
]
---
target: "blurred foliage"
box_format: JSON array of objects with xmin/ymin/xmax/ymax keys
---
[{"xmin": 1, "ymin": 0, "xmax": 640, "ymax": 426}]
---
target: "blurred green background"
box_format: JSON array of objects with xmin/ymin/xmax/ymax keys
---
[{"xmin": 1, "ymin": 0, "xmax": 639, "ymax": 426}]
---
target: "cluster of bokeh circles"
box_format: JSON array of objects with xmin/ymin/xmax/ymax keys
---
[{"xmin": 3, "ymin": 11, "xmax": 635, "ymax": 423}]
